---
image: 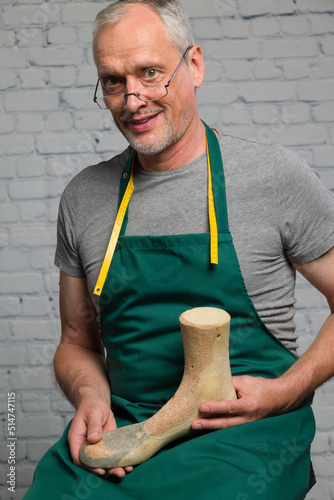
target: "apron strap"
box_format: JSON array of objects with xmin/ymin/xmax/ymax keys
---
[{"xmin": 203, "ymin": 122, "xmax": 229, "ymax": 234}]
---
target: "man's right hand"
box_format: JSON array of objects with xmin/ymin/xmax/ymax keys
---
[{"xmin": 68, "ymin": 396, "xmax": 134, "ymax": 478}]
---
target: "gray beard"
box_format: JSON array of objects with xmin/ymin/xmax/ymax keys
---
[{"xmin": 122, "ymin": 120, "xmax": 179, "ymax": 155}]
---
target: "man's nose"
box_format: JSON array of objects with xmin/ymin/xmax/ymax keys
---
[
  {"xmin": 123, "ymin": 92, "xmax": 147, "ymax": 113},
  {"xmin": 123, "ymin": 79, "xmax": 147, "ymax": 113}
]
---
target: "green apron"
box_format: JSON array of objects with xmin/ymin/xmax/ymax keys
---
[{"xmin": 24, "ymin": 123, "xmax": 315, "ymax": 500}]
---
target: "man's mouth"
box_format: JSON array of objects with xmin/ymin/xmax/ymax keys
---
[{"xmin": 126, "ymin": 113, "xmax": 161, "ymax": 132}]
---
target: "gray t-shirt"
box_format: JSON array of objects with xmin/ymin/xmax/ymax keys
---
[{"xmin": 55, "ymin": 132, "xmax": 334, "ymax": 352}]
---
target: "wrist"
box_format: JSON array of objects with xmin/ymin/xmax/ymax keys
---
[{"xmin": 76, "ymin": 386, "xmax": 111, "ymax": 409}]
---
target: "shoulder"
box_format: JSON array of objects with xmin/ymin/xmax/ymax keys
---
[
  {"xmin": 218, "ymin": 132, "xmax": 319, "ymax": 190},
  {"xmin": 61, "ymin": 147, "xmax": 132, "ymax": 203}
]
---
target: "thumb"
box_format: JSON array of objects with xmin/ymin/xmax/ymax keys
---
[{"xmin": 86, "ymin": 412, "xmax": 104, "ymax": 443}]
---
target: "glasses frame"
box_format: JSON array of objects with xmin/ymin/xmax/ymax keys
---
[{"xmin": 93, "ymin": 46, "xmax": 192, "ymax": 110}]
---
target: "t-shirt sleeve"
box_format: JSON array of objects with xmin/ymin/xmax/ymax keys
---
[
  {"xmin": 54, "ymin": 177, "xmax": 85, "ymax": 278},
  {"xmin": 274, "ymin": 147, "xmax": 334, "ymax": 264}
]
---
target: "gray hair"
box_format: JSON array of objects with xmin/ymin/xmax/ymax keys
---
[{"xmin": 93, "ymin": 0, "xmax": 194, "ymax": 56}]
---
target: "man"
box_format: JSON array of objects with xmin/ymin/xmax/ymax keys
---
[{"xmin": 24, "ymin": 1, "xmax": 334, "ymax": 499}]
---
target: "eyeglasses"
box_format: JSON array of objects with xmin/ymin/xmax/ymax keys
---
[{"xmin": 93, "ymin": 46, "xmax": 192, "ymax": 110}]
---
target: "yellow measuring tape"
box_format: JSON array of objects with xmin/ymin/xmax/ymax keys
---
[
  {"xmin": 94, "ymin": 155, "xmax": 135, "ymax": 296},
  {"xmin": 94, "ymin": 135, "xmax": 218, "ymax": 296},
  {"xmin": 207, "ymin": 138, "xmax": 219, "ymax": 265}
]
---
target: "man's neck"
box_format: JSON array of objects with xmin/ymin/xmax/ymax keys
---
[{"xmin": 136, "ymin": 118, "xmax": 206, "ymax": 173}]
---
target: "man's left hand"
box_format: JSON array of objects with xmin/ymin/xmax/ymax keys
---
[{"xmin": 191, "ymin": 375, "xmax": 297, "ymax": 430}]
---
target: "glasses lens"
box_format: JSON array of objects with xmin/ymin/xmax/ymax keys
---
[
  {"xmin": 135, "ymin": 84, "xmax": 167, "ymax": 102},
  {"xmin": 96, "ymin": 84, "xmax": 168, "ymax": 110}
]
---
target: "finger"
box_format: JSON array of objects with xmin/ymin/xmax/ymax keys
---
[
  {"xmin": 199, "ymin": 399, "xmax": 242, "ymax": 416},
  {"xmin": 192, "ymin": 415, "xmax": 248, "ymax": 431}
]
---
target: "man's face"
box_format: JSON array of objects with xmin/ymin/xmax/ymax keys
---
[{"xmin": 93, "ymin": 4, "xmax": 201, "ymax": 156}]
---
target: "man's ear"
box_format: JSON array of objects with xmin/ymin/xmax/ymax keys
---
[{"xmin": 189, "ymin": 45, "xmax": 205, "ymax": 89}]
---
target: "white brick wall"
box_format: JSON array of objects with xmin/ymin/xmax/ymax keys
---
[{"xmin": 0, "ymin": 1, "xmax": 334, "ymax": 498}]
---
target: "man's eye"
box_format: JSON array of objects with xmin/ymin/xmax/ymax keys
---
[
  {"xmin": 145, "ymin": 69, "xmax": 158, "ymax": 78},
  {"xmin": 105, "ymin": 77, "xmax": 120, "ymax": 88}
]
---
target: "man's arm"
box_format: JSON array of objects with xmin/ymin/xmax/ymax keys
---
[
  {"xmin": 192, "ymin": 246, "xmax": 334, "ymax": 430},
  {"xmin": 54, "ymin": 270, "xmax": 133, "ymax": 477}
]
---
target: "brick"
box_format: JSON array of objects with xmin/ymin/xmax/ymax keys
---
[
  {"xmin": 49, "ymin": 67, "xmax": 76, "ymax": 87},
  {"xmin": 9, "ymin": 180, "xmax": 63, "ymax": 200},
  {"xmin": 268, "ymin": 124, "xmax": 327, "ymax": 147},
  {"xmin": 30, "ymin": 250, "xmax": 54, "ymax": 271},
  {"xmin": 5, "ymin": 91, "xmax": 58, "ymax": 111},
  {"xmin": 0, "ymin": 250, "xmax": 29, "ymax": 272},
  {"xmin": 77, "ymin": 66, "xmax": 97, "ymax": 87},
  {"xmin": 28, "ymin": 440, "xmax": 56, "ymax": 461},
  {"xmin": 0, "ymin": 48, "xmax": 27, "ymax": 69},
  {"xmin": 36, "ymin": 132, "xmax": 96, "ymax": 155},
  {"xmin": 202, "ymin": 61, "xmax": 222, "ymax": 82},
  {"xmin": 239, "ymin": 81, "xmax": 296, "ymax": 102},
  {"xmin": 309, "ymin": 14, "xmax": 334, "ymax": 34},
  {"xmin": 0, "ymin": 230, "xmax": 9, "ymax": 248},
  {"xmin": 0, "ymin": 321, "xmax": 10, "ymax": 341},
  {"xmin": 78, "ymin": 25, "xmax": 93, "ymax": 44},
  {"xmin": 28, "ymin": 46, "xmax": 84, "ymax": 67},
  {"xmin": 0, "ymin": 114, "xmax": 14, "ymax": 133},
  {"xmin": 16, "ymin": 113, "xmax": 44, "ymax": 133},
  {"xmin": 61, "ymin": 2, "xmax": 109, "ymax": 23},
  {"xmin": 221, "ymin": 105, "xmax": 250, "ymax": 125},
  {"xmin": 186, "ymin": 0, "xmax": 236, "ymax": 18},
  {"xmin": 316, "ymin": 169, "xmax": 334, "ymax": 190},
  {"xmin": 10, "ymin": 227, "xmax": 56, "ymax": 247},
  {"xmin": 0, "ymin": 273, "xmax": 44, "ymax": 294},
  {"xmin": 27, "ymin": 343, "xmax": 56, "ymax": 366},
  {"xmin": 281, "ymin": 103, "xmax": 311, "ymax": 123},
  {"xmin": 221, "ymin": 61, "xmax": 252, "ymax": 81},
  {"xmin": 2, "ymin": 5, "xmax": 60, "ymax": 26},
  {"xmin": 239, "ymin": 0, "xmax": 295, "ymax": 17},
  {"xmin": 22, "ymin": 297, "xmax": 51, "ymax": 317},
  {"xmin": 17, "ymin": 157, "xmax": 45, "ymax": 178},
  {"xmin": 62, "ymin": 89, "xmax": 97, "ymax": 110},
  {"xmin": 251, "ymin": 18, "xmax": 280, "ymax": 37},
  {"xmin": 253, "ymin": 61, "xmax": 281, "ymax": 80},
  {"xmin": 263, "ymin": 38, "xmax": 319, "ymax": 58},
  {"xmin": 74, "ymin": 111, "xmax": 102, "ymax": 131},
  {"xmin": 297, "ymin": 80, "xmax": 334, "ymax": 101},
  {"xmin": 311, "ymin": 432, "xmax": 330, "ymax": 454},
  {"xmin": 0, "ymin": 69, "xmax": 16, "ymax": 90},
  {"xmin": 17, "ymin": 28, "xmax": 44, "ymax": 49},
  {"xmin": 296, "ymin": 0, "xmax": 334, "ymax": 13},
  {"xmin": 198, "ymin": 83, "xmax": 238, "ymax": 104},
  {"xmin": 321, "ymin": 37, "xmax": 334, "ymax": 56},
  {"xmin": 0, "ymin": 135, "xmax": 35, "ymax": 155},
  {"xmin": 17, "ymin": 413, "xmax": 63, "ymax": 437},
  {"xmin": 11, "ymin": 319, "xmax": 60, "ymax": 341},
  {"xmin": 19, "ymin": 68, "xmax": 47, "ymax": 89},
  {"xmin": 252, "ymin": 105, "xmax": 279, "ymax": 125},
  {"xmin": 46, "ymin": 112, "xmax": 73, "ymax": 132},
  {"xmin": 20, "ymin": 202, "xmax": 48, "ymax": 222},
  {"xmin": 0, "ymin": 297, "xmax": 20, "ymax": 317},
  {"xmin": 222, "ymin": 19, "xmax": 249, "ymax": 39},
  {"xmin": 313, "ymin": 102, "xmax": 334, "ymax": 121},
  {"xmin": 0, "ymin": 204, "xmax": 19, "ymax": 223},
  {"xmin": 51, "ymin": 394, "xmax": 73, "ymax": 413},
  {"xmin": 47, "ymin": 26, "xmax": 76, "ymax": 45},
  {"xmin": 314, "ymin": 147, "xmax": 334, "ymax": 168},
  {"xmin": 280, "ymin": 16, "xmax": 309, "ymax": 35},
  {"xmin": 204, "ymin": 40, "xmax": 259, "ymax": 59},
  {"xmin": 0, "ymin": 344, "xmax": 25, "ymax": 364},
  {"xmin": 282, "ymin": 61, "xmax": 310, "ymax": 80},
  {"xmin": 192, "ymin": 19, "xmax": 223, "ymax": 39},
  {"xmin": 0, "ymin": 182, "xmax": 7, "ymax": 202},
  {"xmin": 312, "ymin": 59, "xmax": 334, "ymax": 79}
]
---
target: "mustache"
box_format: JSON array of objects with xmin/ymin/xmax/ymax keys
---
[{"xmin": 120, "ymin": 107, "xmax": 164, "ymax": 123}]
